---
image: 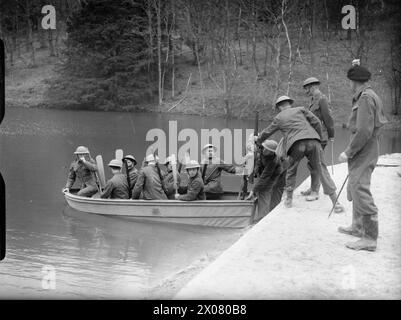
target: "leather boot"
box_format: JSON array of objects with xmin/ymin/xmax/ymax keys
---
[
  {"xmin": 301, "ymin": 188, "xmax": 312, "ymax": 196},
  {"xmin": 345, "ymin": 215, "xmax": 378, "ymax": 251},
  {"xmin": 338, "ymin": 209, "xmax": 362, "ymax": 237},
  {"xmin": 284, "ymin": 188, "xmax": 293, "ymax": 208},
  {"xmin": 306, "ymin": 191, "xmax": 319, "ymax": 201}
]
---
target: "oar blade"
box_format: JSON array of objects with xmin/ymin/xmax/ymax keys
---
[
  {"xmin": 115, "ymin": 149, "xmax": 123, "ymax": 161},
  {"xmin": 96, "ymin": 155, "xmax": 106, "ymax": 189}
]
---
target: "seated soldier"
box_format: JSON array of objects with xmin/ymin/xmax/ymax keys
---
[
  {"xmin": 246, "ymin": 140, "xmax": 287, "ymax": 222},
  {"xmin": 62, "ymin": 146, "xmax": 99, "ymax": 197},
  {"xmin": 122, "ymin": 155, "xmax": 139, "ymax": 192},
  {"xmin": 100, "ymin": 159, "xmax": 129, "ymax": 199},
  {"xmin": 175, "ymin": 160, "xmax": 205, "ymax": 201},
  {"xmin": 201, "ymin": 144, "xmax": 239, "ymax": 200},
  {"xmin": 132, "ymin": 154, "xmax": 168, "ymax": 200},
  {"xmin": 163, "ymin": 156, "xmax": 181, "ymax": 200}
]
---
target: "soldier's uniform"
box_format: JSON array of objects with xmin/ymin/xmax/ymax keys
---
[
  {"xmin": 177, "ymin": 172, "xmax": 205, "ymax": 201},
  {"xmin": 65, "ymin": 157, "xmax": 98, "ymax": 197},
  {"xmin": 339, "ymin": 65, "xmax": 388, "ymax": 251},
  {"xmin": 132, "ymin": 165, "xmax": 168, "ymax": 200},
  {"xmin": 163, "ymin": 168, "xmax": 181, "ymax": 199},
  {"xmin": 305, "ymin": 88, "xmax": 337, "ymax": 196},
  {"xmin": 100, "ymin": 173, "xmax": 130, "ymax": 199},
  {"xmin": 252, "ymin": 141, "xmax": 287, "ymax": 221},
  {"xmin": 201, "ymin": 157, "xmax": 237, "ymax": 199},
  {"xmin": 257, "ymin": 99, "xmax": 323, "ymax": 206}
]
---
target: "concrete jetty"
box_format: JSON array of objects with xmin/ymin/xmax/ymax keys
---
[{"xmin": 175, "ymin": 154, "xmax": 401, "ymax": 299}]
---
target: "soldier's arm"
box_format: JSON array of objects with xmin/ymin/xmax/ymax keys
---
[
  {"xmin": 344, "ymin": 96, "xmax": 375, "ymax": 159},
  {"xmin": 220, "ymin": 163, "xmax": 237, "ymax": 174},
  {"xmin": 256, "ymin": 118, "xmax": 280, "ymax": 145},
  {"xmin": 319, "ymin": 98, "xmax": 335, "ymax": 139},
  {"xmin": 178, "ymin": 180, "xmax": 203, "ymax": 201},
  {"xmin": 82, "ymin": 159, "xmax": 98, "ymax": 171},
  {"xmin": 302, "ymin": 108, "xmax": 323, "ymax": 139},
  {"xmin": 65, "ymin": 165, "xmax": 76, "ymax": 188},
  {"xmin": 100, "ymin": 180, "xmax": 113, "ymax": 199},
  {"xmin": 132, "ymin": 170, "xmax": 145, "ymax": 199}
]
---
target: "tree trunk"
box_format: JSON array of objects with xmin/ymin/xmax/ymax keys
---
[
  {"xmin": 282, "ymin": 0, "xmax": 292, "ymax": 95},
  {"xmin": 48, "ymin": 29, "xmax": 55, "ymax": 56},
  {"xmin": 155, "ymin": 0, "xmax": 162, "ymax": 105},
  {"xmin": 251, "ymin": 0, "xmax": 259, "ymax": 75},
  {"xmin": 26, "ymin": 0, "xmax": 36, "ymax": 67}
]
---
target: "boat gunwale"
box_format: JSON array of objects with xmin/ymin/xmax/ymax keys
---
[{"xmin": 64, "ymin": 192, "xmax": 256, "ymax": 207}]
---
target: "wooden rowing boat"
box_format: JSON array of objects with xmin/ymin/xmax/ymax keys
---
[{"xmin": 64, "ymin": 190, "xmax": 256, "ymax": 228}]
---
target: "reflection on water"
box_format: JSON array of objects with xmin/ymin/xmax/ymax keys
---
[{"xmin": 0, "ymin": 107, "xmax": 400, "ymax": 298}]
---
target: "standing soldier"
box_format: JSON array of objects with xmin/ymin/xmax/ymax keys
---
[
  {"xmin": 338, "ymin": 62, "xmax": 387, "ymax": 251},
  {"xmin": 201, "ymin": 144, "xmax": 239, "ymax": 200},
  {"xmin": 255, "ymin": 96, "xmax": 323, "ymax": 208},
  {"xmin": 62, "ymin": 146, "xmax": 99, "ymax": 197},
  {"xmin": 302, "ymin": 77, "xmax": 344, "ymax": 213},
  {"xmin": 100, "ymin": 159, "xmax": 130, "ymax": 199}
]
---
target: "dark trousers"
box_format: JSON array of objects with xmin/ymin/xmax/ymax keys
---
[
  {"xmin": 306, "ymin": 143, "xmax": 337, "ymax": 195},
  {"xmin": 286, "ymin": 139, "xmax": 321, "ymax": 192}
]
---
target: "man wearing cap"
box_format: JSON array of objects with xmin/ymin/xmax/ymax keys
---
[
  {"xmin": 132, "ymin": 154, "xmax": 168, "ymax": 200},
  {"xmin": 302, "ymin": 77, "xmax": 344, "ymax": 213},
  {"xmin": 256, "ymin": 96, "xmax": 323, "ymax": 208},
  {"xmin": 163, "ymin": 156, "xmax": 182, "ymax": 199},
  {"xmin": 122, "ymin": 155, "xmax": 139, "ymax": 193},
  {"xmin": 200, "ymin": 144, "xmax": 239, "ymax": 200},
  {"xmin": 337, "ymin": 62, "xmax": 388, "ymax": 251},
  {"xmin": 246, "ymin": 140, "xmax": 286, "ymax": 221},
  {"xmin": 100, "ymin": 159, "xmax": 130, "ymax": 199},
  {"xmin": 62, "ymin": 146, "xmax": 99, "ymax": 197},
  {"xmin": 175, "ymin": 160, "xmax": 205, "ymax": 201}
]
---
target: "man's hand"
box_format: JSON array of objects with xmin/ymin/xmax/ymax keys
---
[
  {"xmin": 245, "ymin": 191, "xmax": 255, "ymax": 200},
  {"xmin": 174, "ymin": 193, "xmax": 180, "ymax": 200},
  {"xmin": 338, "ymin": 152, "xmax": 348, "ymax": 163},
  {"xmin": 62, "ymin": 187, "xmax": 69, "ymax": 193},
  {"xmin": 329, "ymin": 138, "xmax": 334, "ymax": 142}
]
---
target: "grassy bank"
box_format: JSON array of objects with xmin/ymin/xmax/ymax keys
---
[{"xmin": 5, "ymin": 38, "xmax": 401, "ymax": 130}]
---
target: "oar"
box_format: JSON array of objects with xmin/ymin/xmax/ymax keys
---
[
  {"xmin": 328, "ymin": 174, "xmax": 348, "ymax": 219},
  {"xmin": 95, "ymin": 155, "xmax": 106, "ymax": 189},
  {"xmin": 171, "ymin": 154, "xmax": 179, "ymax": 197},
  {"xmin": 115, "ymin": 149, "xmax": 123, "ymax": 161},
  {"xmin": 331, "ymin": 139, "xmax": 334, "ymax": 175}
]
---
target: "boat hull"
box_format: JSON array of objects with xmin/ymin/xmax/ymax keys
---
[{"xmin": 64, "ymin": 192, "xmax": 255, "ymax": 228}]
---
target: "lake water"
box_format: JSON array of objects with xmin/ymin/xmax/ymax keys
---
[{"xmin": 0, "ymin": 107, "xmax": 400, "ymax": 298}]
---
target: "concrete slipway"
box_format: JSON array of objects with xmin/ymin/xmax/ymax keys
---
[{"xmin": 175, "ymin": 154, "xmax": 401, "ymax": 300}]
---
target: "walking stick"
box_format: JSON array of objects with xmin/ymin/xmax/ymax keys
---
[
  {"xmin": 331, "ymin": 139, "xmax": 334, "ymax": 175},
  {"xmin": 328, "ymin": 174, "xmax": 348, "ymax": 219}
]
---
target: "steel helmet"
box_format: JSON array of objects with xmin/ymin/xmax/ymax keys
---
[
  {"xmin": 108, "ymin": 159, "xmax": 123, "ymax": 168},
  {"xmin": 262, "ymin": 140, "xmax": 278, "ymax": 152},
  {"xmin": 202, "ymin": 144, "xmax": 217, "ymax": 152},
  {"xmin": 123, "ymin": 155, "xmax": 137, "ymax": 165},
  {"xmin": 275, "ymin": 95, "xmax": 294, "ymax": 108},
  {"xmin": 302, "ymin": 77, "xmax": 320, "ymax": 87},
  {"xmin": 185, "ymin": 160, "xmax": 200, "ymax": 170},
  {"xmin": 74, "ymin": 146, "xmax": 89, "ymax": 154}
]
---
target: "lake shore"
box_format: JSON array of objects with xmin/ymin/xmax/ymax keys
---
[
  {"xmin": 5, "ymin": 49, "xmax": 401, "ymax": 129},
  {"xmin": 173, "ymin": 154, "xmax": 401, "ymax": 300}
]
